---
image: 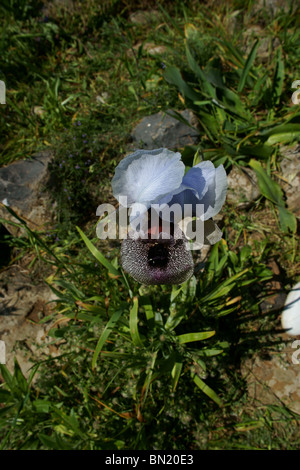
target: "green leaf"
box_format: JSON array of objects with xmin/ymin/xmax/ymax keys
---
[
  {"xmin": 249, "ymin": 160, "xmax": 296, "ymax": 233},
  {"xmin": 158, "ymin": 3, "xmax": 185, "ymax": 37},
  {"xmin": 177, "ymin": 331, "xmax": 216, "ymax": 344},
  {"xmin": 142, "ymin": 351, "xmax": 158, "ymax": 405},
  {"xmin": 139, "ymin": 295, "xmax": 154, "ymax": 322},
  {"xmin": 239, "ymin": 144, "xmax": 273, "ymax": 159},
  {"xmin": 164, "ymin": 66, "xmax": 200, "ymax": 102},
  {"xmin": 192, "ymin": 373, "xmax": 223, "ymax": 406},
  {"xmin": 201, "ymin": 268, "xmax": 249, "ymax": 302},
  {"xmin": 39, "ymin": 433, "xmax": 72, "ymax": 450},
  {"xmin": 0, "ymin": 404, "xmax": 15, "ymax": 417},
  {"xmin": 185, "ymin": 43, "xmax": 216, "ymax": 99},
  {"xmin": 33, "ymin": 399, "xmax": 52, "ymax": 413},
  {"xmin": 129, "ymin": 297, "xmax": 144, "ymax": 347},
  {"xmin": 197, "ymin": 348, "xmax": 224, "ymax": 357},
  {"xmin": 92, "ymin": 309, "xmax": 123, "ymax": 369},
  {"xmin": 218, "ymin": 36, "xmax": 245, "ymax": 67},
  {"xmin": 218, "ymin": 87, "xmax": 250, "ymax": 120},
  {"xmin": 249, "ymin": 159, "xmax": 284, "ymax": 206},
  {"xmin": 238, "ymin": 40, "xmax": 259, "ymax": 93},
  {"xmin": 171, "ymin": 362, "xmax": 183, "ymax": 392},
  {"xmin": 53, "ymin": 279, "xmax": 85, "ymax": 300},
  {"xmin": 272, "ymin": 47, "xmax": 284, "ymax": 105},
  {"xmin": 0, "ymin": 389, "xmax": 12, "ymax": 402},
  {"xmin": 278, "ymin": 205, "xmax": 297, "ymax": 233},
  {"xmin": 76, "ymin": 226, "xmax": 121, "ymax": 278},
  {"xmin": 193, "ymin": 100, "xmax": 212, "ymax": 106},
  {"xmin": 260, "ymin": 123, "xmax": 300, "ymax": 138},
  {"xmin": 0, "ymin": 365, "xmax": 14, "ymax": 390},
  {"xmin": 52, "ymin": 408, "xmax": 86, "ymax": 439},
  {"xmin": 266, "ymin": 131, "xmax": 300, "ymax": 145},
  {"xmin": 75, "ymin": 302, "xmax": 105, "ymax": 315}
]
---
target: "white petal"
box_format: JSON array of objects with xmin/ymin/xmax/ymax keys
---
[
  {"xmin": 112, "ymin": 148, "xmax": 185, "ymax": 207},
  {"xmin": 198, "ymin": 164, "xmax": 228, "ymax": 220},
  {"xmin": 281, "ymin": 282, "xmax": 300, "ymax": 336}
]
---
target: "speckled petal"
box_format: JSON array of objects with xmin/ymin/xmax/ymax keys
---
[{"xmin": 121, "ymin": 225, "xmax": 194, "ymax": 285}]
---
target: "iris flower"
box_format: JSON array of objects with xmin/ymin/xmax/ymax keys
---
[{"xmin": 111, "ymin": 148, "xmax": 227, "ymax": 285}]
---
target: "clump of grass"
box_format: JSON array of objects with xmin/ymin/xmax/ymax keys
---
[{"xmin": 47, "ymin": 119, "xmax": 110, "ymax": 235}]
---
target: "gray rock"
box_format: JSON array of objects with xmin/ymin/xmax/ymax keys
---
[
  {"xmin": 280, "ymin": 144, "xmax": 300, "ymax": 217},
  {"xmin": 242, "ymin": 330, "xmax": 300, "ymax": 416},
  {"xmin": 0, "ymin": 150, "xmax": 53, "ymax": 235},
  {"xmin": 242, "ymin": 26, "xmax": 280, "ymax": 60},
  {"xmin": 129, "ymin": 10, "xmax": 160, "ymax": 25},
  {"xmin": 0, "ymin": 265, "xmax": 57, "ymax": 378},
  {"xmin": 127, "ymin": 42, "xmax": 167, "ymax": 58},
  {"xmin": 253, "ymin": 0, "xmax": 292, "ymax": 14},
  {"xmin": 226, "ymin": 166, "xmax": 261, "ymax": 208},
  {"xmin": 131, "ymin": 109, "xmax": 199, "ymax": 150}
]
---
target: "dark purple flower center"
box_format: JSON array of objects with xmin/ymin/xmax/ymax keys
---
[
  {"xmin": 148, "ymin": 242, "xmax": 169, "ymax": 268},
  {"xmin": 121, "ymin": 225, "xmax": 194, "ymax": 286}
]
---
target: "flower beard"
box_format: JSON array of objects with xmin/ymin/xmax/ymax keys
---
[{"xmin": 121, "ymin": 217, "xmax": 194, "ymax": 285}]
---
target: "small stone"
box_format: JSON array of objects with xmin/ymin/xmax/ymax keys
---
[
  {"xmin": 226, "ymin": 166, "xmax": 261, "ymax": 208},
  {"xmin": 0, "ymin": 265, "xmax": 55, "ymax": 379},
  {"xmin": 252, "ymin": 0, "xmax": 292, "ymax": 14},
  {"xmin": 279, "ymin": 144, "xmax": 300, "ymax": 217},
  {"xmin": 32, "ymin": 106, "xmax": 45, "ymax": 117},
  {"xmin": 96, "ymin": 92, "xmax": 109, "ymax": 105},
  {"xmin": 126, "ymin": 42, "xmax": 167, "ymax": 58},
  {"xmin": 242, "ymin": 338, "xmax": 300, "ymax": 415},
  {"xmin": 0, "ymin": 150, "xmax": 53, "ymax": 235},
  {"xmin": 242, "ymin": 26, "xmax": 280, "ymax": 60},
  {"xmin": 142, "ymin": 43, "xmax": 167, "ymax": 56},
  {"xmin": 131, "ymin": 109, "xmax": 199, "ymax": 150},
  {"xmin": 129, "ymin": 10, "xmax": 160, "ymax": 25}
]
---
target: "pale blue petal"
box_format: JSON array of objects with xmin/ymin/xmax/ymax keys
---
[
  {"xmin": 165, "ymin": 162, "xmax": 227, "ymax": 221},
  {"xmin": 112, "ymin": 148, "xmax": 185, "ymax": 208},
  {"xmin": 198, "ymin": 164, "xmax": 227, "ymax": 220},
  {"xmin": 155, "ymin": 162, "xmax": 211, "ymax": 221},
  {"xmin": 182, "ymin": 161, "xmax": 214, "ymax": 199},
  {"xmin": 163, "ymin": 187, "xmax": 200, "ymax": 222}
]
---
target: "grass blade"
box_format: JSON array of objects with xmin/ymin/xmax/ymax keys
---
[
  {"xmin": 129, "ymin": 297, "xmax": 144, "ymax": 347},
  {"xmin": 76, "ymin": 226, "xmax": 120, "ymax": 278},
  {"xmin": 92, "ymin": 309, "xmax": 123, "ymax": 369},
  {"xmin": 192, "ymin": 373, "xmax": 223, "ymax": 406},
  {"xmin": 238, "ymin": 40, "xmax": 259, "ymax": 93},
  {"xmin": 185, "ymin": 43, "xmax": 216, "ymax": 99},
  {"xmin": 171, "ymin": 362, "xmax": 183, "ymax": 392},
  {"xmin": 272, "ymin": 46, "xmax": 284, "ymax": 106},
  {"xmin": 177, "ymin": 331, "xmax": 216, "ymax": 344},
  {"xmin": 249, "ymin": 159, "xmax": 284, "ymax": 206}
]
